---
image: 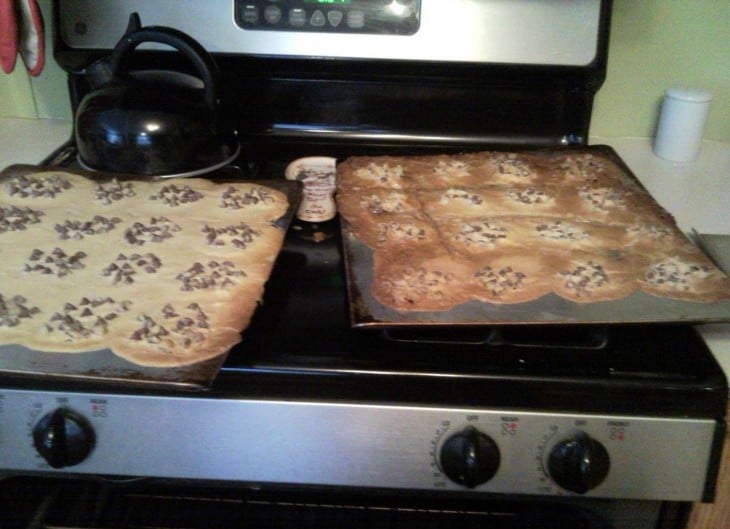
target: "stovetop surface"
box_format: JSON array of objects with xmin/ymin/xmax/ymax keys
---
[{"xmin": 11, "ymin": 145, "xmax": 725, "ymax": 419}]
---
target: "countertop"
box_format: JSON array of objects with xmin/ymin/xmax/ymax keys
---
[
  {"xmin": 1, "ymin": 118, "xmax": 729, "ymax": 377},
  {"xmin": 599, "ymin": 136, "xmax": 730, "ymax": 380}
]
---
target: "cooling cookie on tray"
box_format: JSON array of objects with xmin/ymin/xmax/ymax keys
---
[
  {"xmin": 468, "ymin": 251, "xmax": 558, "ymax": 304},
  {"xmin": 393, "ymin": 154, "xmax": 484, "ymax": 189},
  {"xmin": 537, "ymin": 152, "xmax": 636, "ymax": 188},
  {"xmin": 638, "ymin": 249, "xmax": 730, "ymax": 303},
  {"xmin": 335, "ymin": 156, "xmax": 412, "ymax": 190},
  {"xmin": 371, "ymin": 249, "xmax": 473, "ymax": 312},
  {"xmin": 343, "ymin": 212, "xmax": 440, "ymax": 251},
  {"xmin": 435, "ymin": 216, "xmax": 518, "ymax": 257},
  {"xmin": 418, "ymin": 185, "xmax": 562, "ymax": 218},
  {"xmin": 506, "ymin": 217, "xmax": 629, "ymax": 255},
  {"xmin": 0, "ymin": 167, "xmax": 290, "ymax": 367},
  {"xmin": 552, "ymin": 251, "xmax": 640, "ymax": 303},
  {"xmin": 336, "ymin": 188, "xmax": 423, "ymax": 221}
]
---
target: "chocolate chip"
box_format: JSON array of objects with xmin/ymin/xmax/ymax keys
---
[
  {"xmin": 149, "ymin": 184, "xmax": 204, "ymax": 207},
  {"xmin": 5, "ymin": 173, "xmax": 71, "ymax": 199}
]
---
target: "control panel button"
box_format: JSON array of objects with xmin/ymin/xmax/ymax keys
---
[
  {"xmin": 346, "ymin": 10, "xmax": 366, "ymax": 30},
  {"xmin": 439, "ymin": 426, "xmax": 500, "ymax": 488},
  {"xmin": 327, "ymin": 10, "xmax": 343, "ymax": 27},
  {"xmin": 289, "ymin": 8, "xmax": 306, "ymax": 27},
  {"xmin": 264, "ymin": 5, "xmax": 283, "ymax": 25},
  {"xmin": 32, "ymin": 407, "xmax": 95, "ymax": 468},
  {"xmin": 310, "ymin": 10, "xmax": 326, "ymax": 28},
  {"xmin": 548, "ymin": 432, "xmax": 610, "ymax": 494},
  {"xmin": 241, "ymin": 4, "xmax": 260, "ymax": 25}
]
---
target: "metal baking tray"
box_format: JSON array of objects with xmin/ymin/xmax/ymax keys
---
[
  {"xmin": 340, "ymin": 147, "xmax": 730, "ymax": 329},
  {"xmin": 0, "ymin": 164, "xmax": 301, "ymax": 390}
]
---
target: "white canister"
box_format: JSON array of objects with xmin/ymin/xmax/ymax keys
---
[{"xmin": 653, "ymin": 88, "xmax": 712, "ymax": 162}]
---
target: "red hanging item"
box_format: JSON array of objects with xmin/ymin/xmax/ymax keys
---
[
  {"xmin": 0, "ymin": 0, "xmax": 17, "ymax": 73},
  {"xmin": 17, "ymin": 0, "xmax": 44, "ymax": 76}
]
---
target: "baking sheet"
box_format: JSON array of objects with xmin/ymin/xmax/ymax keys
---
[
  {"xmin": 340, "ymin": 146, "xmax": 730, "ymax": 329},
  {"xmin": 0, "ymin": 165, "xmax": 301, "ymax": 390}
]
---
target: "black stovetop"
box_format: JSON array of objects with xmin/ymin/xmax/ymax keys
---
[{"xmin": 211, "ymin": 213, "xmax": 728, "ymax": 419}]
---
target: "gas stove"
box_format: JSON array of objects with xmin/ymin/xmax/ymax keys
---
[
  {"xmin": 0, "ymin": 2, "xmax": 727, "ymax": 528},
  {"xmin": 1, "ymin": 168, "xmax": 725, "ymax": 501}
]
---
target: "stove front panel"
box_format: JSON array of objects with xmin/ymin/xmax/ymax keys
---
[
  {"xmin": 0, "ymin": 388, "xmax": 717, "ymax": 501},
  {"xmin": 57, "ymin": 0, "xmax": 603, "ymax": 65}
]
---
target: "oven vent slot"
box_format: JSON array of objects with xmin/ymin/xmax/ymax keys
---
[
  {"xmin": 22, "ymin": 479, "xmax": 613, "ymax": 529},
  {"xmin": 382, "ymin": 326, "xmax": 609, "ymax": 350}
]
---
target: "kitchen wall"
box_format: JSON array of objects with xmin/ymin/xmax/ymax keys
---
[
  {"xmin": 0, "ymin": 0, "xmax": 70, "ymax": 120},
  {"xmin": 592, "ymin": 0, "xmax": 729, "ymax": 141},
  {"xmin": 1, "ymin": 0, "xmax": 728, "ymax": 142}
]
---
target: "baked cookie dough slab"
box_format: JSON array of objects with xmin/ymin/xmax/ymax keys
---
[
  {"xmin": 0, "ymin": 164, "xmax": 300, "ymax": 389},
  {"xmin": 343, "ymin": 234, "xmax": 730, "ymax": 328}
]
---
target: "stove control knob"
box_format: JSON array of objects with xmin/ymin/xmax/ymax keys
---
[
  {"xmin": 439, "ymin": 426, "xmax": 500, "ymax": 488},
  {"xmin": 547, "ymin": 432, "xmax": 610, "ymax": 494},
  {"xmin": 32, "ymin": 407, "xmax": 95, "ymax": 468}
]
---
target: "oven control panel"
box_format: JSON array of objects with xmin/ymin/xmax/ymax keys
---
[
  {"xmin": 58, "ymin": 0, "xmax": 602, "ymax": 64},
  {"xmin": 0, "ymin": 389, "xmax": 719, "ymax": 502},
  {"xmin": 235, "ymin": 0, "xmax": 421, "ymax": 35}
]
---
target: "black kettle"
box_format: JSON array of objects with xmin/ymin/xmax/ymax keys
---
[{"xmin": 74, "ymin": 16, "xmax": 239, "ymax": 177}]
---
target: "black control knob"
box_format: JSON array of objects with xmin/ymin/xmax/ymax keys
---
[
  {"xmin": 32, "ymin": 407, "xmax": 95, "ymax": 468},
  {"xmin": 439, "ymin": 426, "xmax": 500, "ymax": 488},
  {"xmin": 547, "ymin": 432, "xmax": 610, "ymax": 494}
]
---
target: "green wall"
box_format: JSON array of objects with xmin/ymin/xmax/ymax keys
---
[
  {"xmin": 0, "ymin": 0, "xmax": 71, "ymax": 120},
  {"xmin": 2, "ymin": 0, "xmax": 728, "ymax": 141},
  {"xmin": 592, "ymin": 0, "xmax": 729, "ymax": 141}
]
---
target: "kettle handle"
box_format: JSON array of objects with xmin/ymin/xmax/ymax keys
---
[{"xmin": 106, "ymin": 25, "xmax": 220, "ymax": 112}]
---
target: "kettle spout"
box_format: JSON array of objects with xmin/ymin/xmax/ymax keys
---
[{"xmin": 123, "ymin": 13, "xmax": 142, "ymax": 37}]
